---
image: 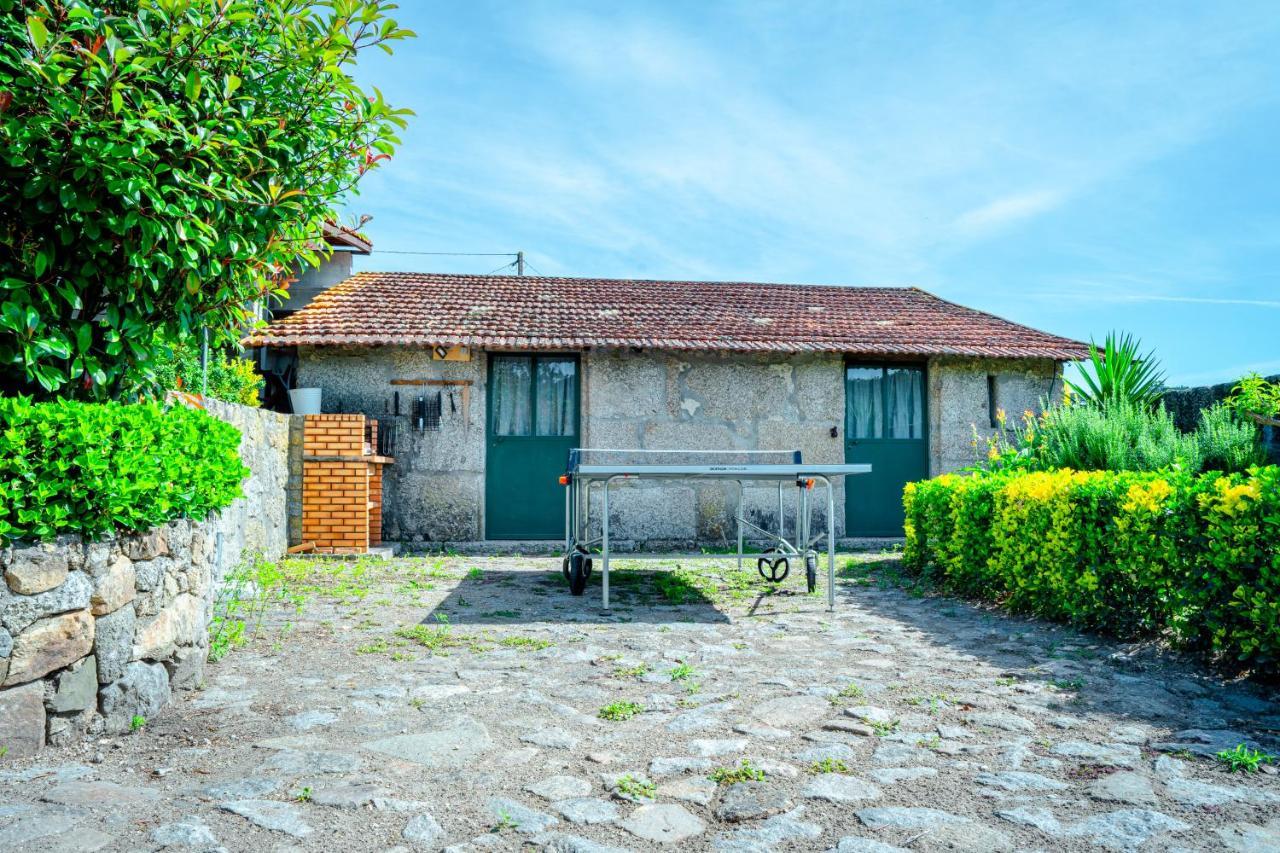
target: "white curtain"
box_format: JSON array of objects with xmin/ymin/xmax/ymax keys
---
[
  {"xmin": 536, "ymin": 358, "xmax": 576, "ymax": 436},
  {"xmin": 846, "ymin": 367, "xmax": 883, "ymax": 438},
  {"xmin": 492, "ymin": 356, "xmax": 531, "ymax": 436},
  {"xmin": 886, "ymin": 367, "xmax": 922, "ymax": 438}
]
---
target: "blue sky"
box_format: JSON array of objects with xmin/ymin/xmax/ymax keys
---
[{"xmin": 341, "ymin": 1, "xmax": 1280, "ymax": 386}]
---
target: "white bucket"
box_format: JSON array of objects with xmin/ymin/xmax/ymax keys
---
[{"xmin": 289, "ymin": 387, "xmax": 322, "ymax": 415}]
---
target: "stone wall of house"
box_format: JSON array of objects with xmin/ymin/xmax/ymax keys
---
[
  {"xmin": 928, "ymin": 357, "xmax": 1063, "ymax": 476},
  {"xmin": 297, "ymin": 346, "xmax": 1066, "ymax": 544},
  {"xmin": 297, "ymin": 346, "xmax": 486, "ymax": 542},
  {"xmin": 581, "ymin": 350, "xmax": 845, "ymax": 546},
  {"xmin": 0, "ymin": 400, "xmax": 291, "ymax": 756}
]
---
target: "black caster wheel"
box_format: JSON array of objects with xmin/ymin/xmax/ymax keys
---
[
  {"xmin": 805, "ymin": 552, "xmax": 818, "ymax": 593},
  {"xmin": 574, "ymin": 546, "xmax": 594, "ymax": 579},
  {"xmin": 757, "ymin": 555, "xmax": 790, "ymax": 583},
  {"xmin": 568, "ymin": 551, "xmax": 589, "ymax": 596}
]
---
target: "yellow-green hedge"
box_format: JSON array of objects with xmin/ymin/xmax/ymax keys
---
[{"xmin": 903, "ymin": 466, "xmax": 1280, "ymax": 664}]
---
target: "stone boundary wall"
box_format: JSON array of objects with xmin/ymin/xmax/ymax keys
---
[{"xmin": 0, "ymin": 400, "xmax": 292, "ymax": 756}]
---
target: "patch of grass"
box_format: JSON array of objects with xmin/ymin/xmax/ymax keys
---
[
  {"xmin": 809, "ymin": 757, "xmax": 849, "ymax": 774},
  {"xmin": 613, "ymin": 663, "xmax": 651, "ymax": 678},
  {"xmin": 497, "ymin": 636, "xmax": 553, "ymax": 650},
  {"xmin": 295, "ymin": 786, "xmax": 312, "ymax": 802},
  {"xmin": 919, "ymin": 734, "xmax": 942, "ymax": 750},
  {"xmin": 355, "ymin": 638, "xmax": 389, "ymax": 654},
  {"xmin": 615, "ymin": 774, "xmax": 656, "ymax": 800},
  {"xmin": 390, "ymin": 651, "xmax": 415, "ymax": 661},
  {"xmin": 491, "ymin": 808, "xmax": 518, "ymax": 833},
  {"xmin": 668, "ymin": 662, "xmax": 696, "ymax": 681},
  {"xmin": 408, "ymin": 698, "xmax": 426, "ymax": 710},
  {"xmin": 1051, "ymin": 678, "xmax": 1085, "ymax": 692},
  {"xmin": 466, "ymin": 567, "xmax": 484, "ymax": 580},
  {"xmin": 394, "ymin": 615, "xmax": 476, "ymax": 655},
  {"xmin": 1216, "ymin": 744, "xmax": 1274, "ymax": 773},
  {"xmin": 710, "ymin": 759, "xmax": 766, "ymax": 785},
  {"xmin": 903, "ymin": 693, "xmax": 951, "ymax": 715},
  {"xmin": 995, "ymin": 676, "xmax": 1018, "ymax": 687},
  {"xmin": 732, "ymin": 642, "xmax": 748, "ymax": 650},
  {"xmin": 869, "ymin": 719, "xmax": 900, "ymax": 737},
  {"xmin": 130, "ymin": 715, "xmax": 146, "ymax": 732},
  {"xmin": 599, "ymin": 701, "xmax": 643, "ymax": 722},
  {"xmin": 482, "ymin": 610, "xmax": 521, "ymax": 619},
  {"xmin": 829, "ymin": 682, "xmax": 865, "ymax": 704}
]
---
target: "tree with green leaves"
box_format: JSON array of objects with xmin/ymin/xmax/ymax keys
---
[
  {"xmin": 1066, "ymin": 331, "xmax": 1167, "ymax": 409},
  {"xmin": 0, "ymin": 0, "xmax": 413, "ymax": 398}
]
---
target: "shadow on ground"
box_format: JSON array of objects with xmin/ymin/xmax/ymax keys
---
[
  {"xmin": 418, "ymin": 557, "xmax": 828, "ymax": 626},
  {"xmin": 838, "ymin": 554, "xmax": 1280, "ymax": 747}
]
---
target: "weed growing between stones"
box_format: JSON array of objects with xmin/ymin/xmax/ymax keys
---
[
  {"xmin": 869, "ymin": 719, "xmax": 900, "ymax": 737},
  {"xmin": 613, "ymin": 663, "xmax": 651, "ymax": 678},
  {"xmin": 668, "ymin": 662, "xmax": 696, "ymax": 681},
  {"xmin": 208, "ymin": 553, "xmax": 305, "ymax": 662},
  {"xmin": 710, "ymin": 760, "xmax": 766, "ymax": 785},
  {"xmin": 598, "ymin": 701, "xmax": 643, "ymax": 722},
  {"xmin": 614, "ymin": 775, "xmax": 656, "ymax": 800},
  {"xmin": 830, "ymin": 682, "xmax": 865, "ymax": 704},
  {"xmin": 1216, "ymin": 744, "xmax": 1274, "ymax": 773},
  {"xmin": 295, "ymin": 787, "xmax": 312, "ymax": 802},
  {"xmin": 355, "ymin": 638, "xmax": 389, "ymax": 654},
  {"xmin": 130, "ymin": 715, "xmax": 146, "ymax": 732},
  {"xmin": 497, "ymin": 636, "xmax": 552, "ymax": 650},
  {"xmin": 809, "ymin": 758, "xmax": 850, "ymax": 774}
]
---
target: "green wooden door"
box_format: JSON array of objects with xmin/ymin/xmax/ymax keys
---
[
  {"xmin": 844, "ymin": 362, "xmax": 928, "ymax": 536},
  {"xmin": 485, "ymin": 354, "xmax": 579, "ymax": 539}
]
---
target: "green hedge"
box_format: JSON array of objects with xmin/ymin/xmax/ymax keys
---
[
  {"xmin": 903, "ymin": 466, "xmax": 1280, "ymax": 665},
  {"xmin": 0, "ymin": 397, "xmax": 248, "ymax": 543}
]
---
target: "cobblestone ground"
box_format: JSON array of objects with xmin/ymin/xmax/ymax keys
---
[{"xmin": 2, "ymin": 553, "xmax": 1278, "ymax": 852}]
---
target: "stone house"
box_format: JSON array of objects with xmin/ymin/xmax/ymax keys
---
[{"xmin": 245, "ymin": 273, "xmax": 1086, "ymax": 544}]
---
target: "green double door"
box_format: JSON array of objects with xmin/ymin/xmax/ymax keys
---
[
  {"xmin": 844, "ymin": 362, "xmax": 928, "ymax": 536},
  {"xmin": 485, "ymin": 354, "xmax": 579, "ymax": 539}
]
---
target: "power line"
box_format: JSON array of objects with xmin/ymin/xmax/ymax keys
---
[
  {"xmin": 374, "ymin": 250, "xmax": 519, "ymax": 257},
  {"xmin": 487, "ymin": 259, "xmax": 520, "ymax": 275}
]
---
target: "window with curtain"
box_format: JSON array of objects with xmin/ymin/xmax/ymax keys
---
[
  {"xmin": 491, "ymin": 356, "xmax": 532, "ymax": 436},
  {"xmin": 535, "ymin": 358, "xmax": 577, "ymax": 436},
  {"xmin": 885, "ymin": 366, "xmax": 924, "ymax": 438},
  {"xmin": 846, "ymin": 367, "xmax": 883, "ymax": 439}
]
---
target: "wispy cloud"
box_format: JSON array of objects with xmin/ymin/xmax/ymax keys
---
[{"xmin": 953, "ymin": 190, "xmax": 1066, "ymax": 236}]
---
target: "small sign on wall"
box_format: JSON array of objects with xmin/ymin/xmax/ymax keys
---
[{"xmin": 432, "ymin": 345, "xmax": 471, "ymax": 362}]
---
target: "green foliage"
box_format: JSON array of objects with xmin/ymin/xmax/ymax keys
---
[
  {"xmin": 598, "ymin": 700, "xmax": 643, "ymax": 722},
  {"xmin": 1215, "ymin": 743, "xmax": 1273, "ymax": 773},
  {"xmin": 1066, "ymin": 331, "xmax": 1167, "ymax": 408},
  {"xmin": 130, "ymin": 714, "xmax": 146, "ymax": 731},
  {"xmin": 208, "ymin": 552, "xmax": 303, "ymax": 662},
  {"xmin": 977, "ymin": 398, "xmax": 1262, "ymax": 475},
  {"xmin": 903, "ymin": 466, "xmax": 1280, "ymax": 664},
  {"xmin": 709, "ymin": 760, "xmax": 766, "ymax": 785},
  {"xmin": 809, "ymin": 757, "xmax": 849, "ymax": 774},
  {"xmin": 1228, "ymin": 373, "xmax": 1280, "ymax": 420},
  {"xmin": 149, "ymin": 340, "xmax": 261, "ymax": 406},
  {"xmin": 0, "ymin": 0, "xmax": 412, "ymax": 398},
  {"xmin": 0, "ymin": 397, "xmax": 247, "ymax": 542},
  {"xmin": 614, "ymin": 774, "xmax": 656, "ymax": 800}
]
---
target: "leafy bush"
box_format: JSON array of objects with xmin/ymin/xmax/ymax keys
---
[
  {"xmin": 149, "ymin": 342, "xmax": 262, "ymax": 407},
  {"xmin": 1, "ymin": 1, "xmax": 412, "ymax": 398},
  {"xmin": 903, "ymin": 466, "xmax": 1280, "ymax": 664},
  {"xmin": 0, "ymin": 397, "xmax": 247, "ymax": 542},
  {"xmin": 978, "ymin": 398, "xmax": 1263, "ymax": 475},
  {"xmin": 1228, "ymin": 373, "xmax": 1280, "ymax": 421}
]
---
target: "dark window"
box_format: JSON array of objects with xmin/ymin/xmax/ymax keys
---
[
  {"xmin": 846, "ymin": 364, "xmax": 924, "ymax": 440},
  {"xmin": 987, "ymin": 374, "xmax": 999, "ymax": 428}
]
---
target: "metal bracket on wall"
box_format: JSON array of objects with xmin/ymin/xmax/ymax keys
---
[{"xmin": 390, "ymin": 379, "xmax": 473, "ymax": 431}]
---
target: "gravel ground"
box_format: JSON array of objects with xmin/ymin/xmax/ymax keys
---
[{"xmin": 1, "ymin": 552, "xmax": 1278, "ymax": 853}]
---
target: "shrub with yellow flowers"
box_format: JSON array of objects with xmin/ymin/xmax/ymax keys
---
[{"xmin": 903, "ymin": 465, "xmax": 1280, "ymax": 666}]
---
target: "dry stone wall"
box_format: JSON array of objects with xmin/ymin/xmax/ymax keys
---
[{"xmin": 0, "ymin": 400, "xmax": 291, "ymax": 755}]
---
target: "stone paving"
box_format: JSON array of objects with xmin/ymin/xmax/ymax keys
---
[{"xmin": 1, "ymin": 553, "xmax": 1278, "ymax": 852}]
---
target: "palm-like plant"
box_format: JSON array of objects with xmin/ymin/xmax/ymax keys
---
[{"xmin": 1067, "ymin": 331, "xmax": 1166, "ymax": 409}]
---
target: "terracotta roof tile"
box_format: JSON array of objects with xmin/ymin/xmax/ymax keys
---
[{"xmin": 244, "ymin": 273, "xmax": 1088, "ymax": 360}]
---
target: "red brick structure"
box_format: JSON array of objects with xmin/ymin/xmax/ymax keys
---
[{"xmin": 301, "ymin": 414, "xmax": 391, "ymax": 553}]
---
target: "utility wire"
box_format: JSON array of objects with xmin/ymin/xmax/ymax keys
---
[
  {"xmin": 374, "ymin": 250, "xmax": 519, "ymax": 257},
  {"xmin": 486, "ymin": 259, "xmax": 520, "ymax": 275}
]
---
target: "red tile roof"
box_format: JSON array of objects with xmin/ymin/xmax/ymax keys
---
[{"xmin": 245, "ymin": 273, "xmax": 1088, "ymax": 360}]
